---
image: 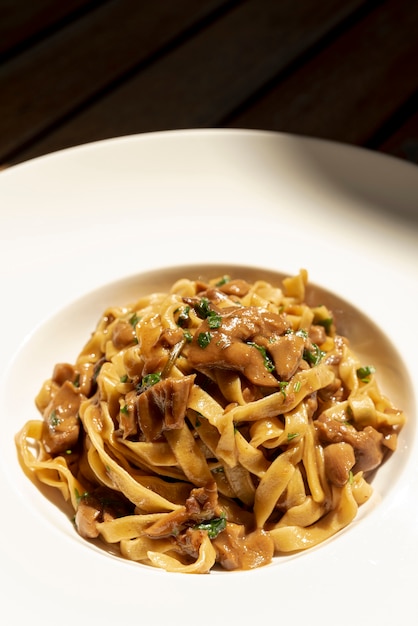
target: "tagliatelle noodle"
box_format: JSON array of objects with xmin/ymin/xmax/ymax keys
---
[
  {"xmin": 270, "ymin": 480, "xmax": 359, "ymax": 552},
  {"xmin": 15, "ymin": 270, "xmax": 406, "ymax": 573}
]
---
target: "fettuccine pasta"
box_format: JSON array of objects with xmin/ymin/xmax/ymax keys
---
[{"xmin": 16, "ymin": 270, "xmax": 406, "ymax": 573}]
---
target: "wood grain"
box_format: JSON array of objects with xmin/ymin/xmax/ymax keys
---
[
  {"xmin": 226, "ymin": 0, "xmax": 418, "ymax": 148},
  {"xmin": 0, "ymin": 0, "xmax": 235, "ymax": 162},
  {"xmin": 0, "ymin": 0, "xmax": 96, "ymax": 57},
  {"xmin": 2, "ymin": 0, "xmax": 370, "ymax": 164},
  {"xmin": 1, "ymin": 0, "xmax": 417, "ymax": 167}
]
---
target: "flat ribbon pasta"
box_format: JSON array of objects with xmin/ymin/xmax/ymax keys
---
[{"xmin": 15, "ymin": 269, "xmax": 406, "ymax": 573}]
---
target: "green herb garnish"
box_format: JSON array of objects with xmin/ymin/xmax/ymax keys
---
[
  {"xmin": 198, "ymin": 331, "xmax": 212, "ymax": 348},
  {"xmin": 195, "ymin": 297, "xmax": 222, "ymax": 329},
  {"xmin": 129, "ymin": 313, "xmax": 140, "ymax": 327},
  {"xmin": 303, "ymin": 343, "xmax": 325, "ymax": 366},
  {"xmin": 49, "ymin": 411, "xmax": 60, "ymax": 427},
  {"xmin": 356, "ymin": 365, "xmax": 376, "ymax": 383},
  {"xmin": 279, "ymin": 381, "xmax": 289, "ymax": 398},
  {"xmin": 207, "ymin": 311, "xmax": 222, "ymax": 329},
  {"xmin": 176, "ymin": 305, "xmax": 190, "ymax": 328},
  {"xmin": 195, "ymin": 512, "xmax": 227, "ymax": 538},
  {"xmin": 316, "ymin": 317, "xmax": 333, "ymax": 333},
  {"xmin": 247, "ymin": 342, "xmax": 275, "ymax": 373},
  {"xmin": 136, "ymin": 372, "xmax": 162, "ymax": 392},
  {"xmin": 195, "ymin": 297, "xmax": 212, "ymax": 318},
  {"xmin": 75, "ymin": 488, "xmax": 89, "ymax": 505}
]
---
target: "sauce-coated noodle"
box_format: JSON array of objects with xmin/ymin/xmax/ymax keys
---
[{"xmin": 16, "ymin": 270, "xmax": 406, "ymax": 573}]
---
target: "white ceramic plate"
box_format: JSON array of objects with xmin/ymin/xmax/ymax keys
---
[{"xmin": 0, "ymin": 130, "xmax": 417, "ymax": 626}]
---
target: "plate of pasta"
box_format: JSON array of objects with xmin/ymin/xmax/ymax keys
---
[{"xmin": 0, "ymin": 129, "xmax": 417, "ymax": 626}]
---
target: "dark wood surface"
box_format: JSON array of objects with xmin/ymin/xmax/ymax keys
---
[{"xmin": 1, "ymin": 0, "xmax": 418, "ymax": 168}]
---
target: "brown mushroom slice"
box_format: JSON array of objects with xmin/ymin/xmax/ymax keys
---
[
  {"xmin": 41, "ymin": 380, "xmax": 82, "ymax": 455},
  {"xmin": 351, "ymin": 426, "xmax": 385, "ymax": 474},
  {"xmin": 218, "ymin": 279, "xmax": 252, "ymax": 297},
  {"xmin": 51, "ymin": 362, "xmax": 77, "ymax": 386},
  {"xmin": 187, "ymin": 305, "xmax": 289, "ymax": 387},
  {"xmin": 212, "ymin": 524, "xmax": 274, "ymax": 570},
  {"xmin": 323, "ymin": 442, "xmax": 356, "ymax": 486},
  {"xmin": 137, "ymin": 374, "xmax": 196, "ymax": 441},
  {"xmin": 260, "ymin": 333, "xmax": 305, "ymax": 381},
  {"xmin": 75, "ymin": 489, "xmax": 133, "ymax": 539},
  {"xmin": 75, "ymin": 495, "xmax": 102, "ymax": 539},
  {"xmin": 308, "ymin": 324, "xmax": 327, "ymax": 347},
  {"xmin": 118, "ymin": 390, "xmax": 138, "ymax": 439},
  {"xmin": 112, "ymin": 319, "xmax": 136, "ymax": 349},
  {"xmin": 145, "ymin": 482, "xmax": 219, "ymax": 539},
  {"xmin": 316, "ymin": 415, "xmax": 385, "ymax": 475}
]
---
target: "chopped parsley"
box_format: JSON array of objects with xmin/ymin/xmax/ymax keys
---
[
  {"xmin": 195, "ymin": 512, "xmax": 227, "ymax": 538},
  {"xmin": 287, "ymin": 432, "xmax": 299, "ymax": 441},
  {"xmin": 49, "ymin": 411, "xmax": 60, "ymax": 427},
  {"xmin": 75, "ymin": 488, "xmax": 89, "ymax": 505},
  {"xmin": 136, "ymin": 372, "xmax": 162, "ymax": 392},
  {"xmin": 195, "ymin": 297, "xmax": 212, "ymax": 319},
  {"xmin": 176, "ymin": 305, "xmax": 190, "ymax": 328},
  {"xmin": 195, "ymin": 297, "xmax": 222, "ymax": 329},
  {"xmin": 247, "ymin": 342, "xmax": 275, "ymax": 372},
  {"xmin": 198, "ymin": 331, "xmax": 212, "ymax": 348},
  {"xmin": 303, "ymin": 343, "xmax": 325, "ymax": 366},
  {"xmin": 316, "ymin": 317, "xmax": 334, "ymax": 333},
  {"xmin": 207, "ymin": 311, "xmax": 222, "ymax": 329},
  {"xmin": 129, "ymin": 312, "xmax": 140, "ymax": 327},
  {"xmin": 356, "ymin": 365, "xmax": 376, "ymax": 383},
  {"xmin": 215, "ymin": 275, "xmax": 230, "ymax": 286},
  {"xmin": 279, "ymin": 381, "xmax": 289, "ymax": 398}
]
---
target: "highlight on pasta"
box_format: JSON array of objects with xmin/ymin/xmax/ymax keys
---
[{"xmin": 16, "ymin": 269, "xmax": 406, "ymax": 573}]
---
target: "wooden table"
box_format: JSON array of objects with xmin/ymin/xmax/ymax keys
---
[{"xmin": 1, "ymin": 0, "xmax": 418, "ymax": 168}]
